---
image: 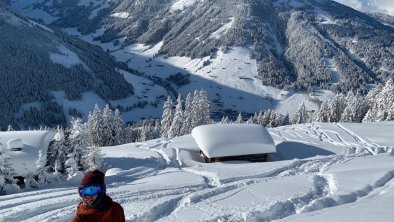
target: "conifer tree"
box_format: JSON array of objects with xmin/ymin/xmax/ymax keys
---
[
  {"xmin": 35, "ymin": 150, "xmax": 52, "ymax": 185},
  {"xmin": 247, "ymin": 112, "xmax": 257, "ymax": 124},
  {"xmin": 180, "ymin": 93, "xmax": 193, "ymax": 135},
  {"xmin": 328, "ymin": 94, "xmax": 346, "ymax": 122},
  {"xmin": 112, "ymin": 109, "xmax": 125, "ymax": 145},
  {"xmin": 314, "ymin": 101, "xmax": 330, "ymax": 122},
  {"xmin": 48, "ymin": 126, "xmax": 67, "ymax": 173},
  {"xmin": 292, "ymin": 103, "xmax": 308, "ymax": 124},
  {"xmin": 7, "ymin": 125, "xmax": 13, "ymax": 131},
  {"xmin": 246, "ymin": 115, "xmax": 254, "ymax": 124},
  {"xmin": 191, "ymin": 89, "xmax": 211, "ymax": 128},
  {"xmin": 81, "ymin": 145, "xmax": 103, "ymax": 172},
  {"xmin": 282, "ymin": 113, "xmax": 290, "ymax": 126},
  {"xmin": 101, "ymin": 104, "xmax": 113, "ymax": 146},
  {"xmin": 262, "ymin": 110, "xmax": 272, "ymax": 126},
  {"xmin": 387, "ymin": 103, "xmax": 394, "ymax": 121},
  {"xmin": 24, "ymin": 168, "xmax": 38, "ymax": 189},
  {"xmin": 268, "ymin": 112, "xmax": 278, "ymax": 127},
  {"xmin": 169, "ymin": 94, "xmax": 184, "ymax": 137},
  {"xmin": 256, "ymin": 111, "xmax": 264, "ymax": 125},
  {"xmin": 235, "ymin": 112, "xmax": 244, "ymax": 123},
  {"xmin": 363, "ymin": 79, "xmax": 394, "ymax": 122},
  {"xmin": 139, "ymin": 121, "xmax": 150, "ymax": 142},
  {"xmin": 220, "ymin": 116, "xmax": 230, "ymax": 124},
  {"xmin": 87, "ymin": 104, "xmax": 102, "ymax": 146},
  {"xmin": 161, "ymin": 96, "xmax": 174, "ymax": 138},
  {"xmin": 376, "ymin": 79, "xmax": 394, "ymax": 121},
  {"xmin": 66, "ymin": 118, "xmax": 88, "ymax": 177},
  {"xmin": 0, "ymin": 144, "xmax": 18, "ymax": 195},
  {"xmin": 341, "ymin": 92, "xmax": 368, "ymax": 123}
]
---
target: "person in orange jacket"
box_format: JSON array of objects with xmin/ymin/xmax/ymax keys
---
[{"xmin": 71, "ymin": 170, "xmax": 125, "ymax": 222}]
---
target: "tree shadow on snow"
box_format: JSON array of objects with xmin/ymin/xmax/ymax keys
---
[
  {"xmin": 104, "ymin": 156, "xmax": 162, "ymax": 185},
  {"xmin": 268, "ymin": 141, "xmax": 335, "ymax": 161}
]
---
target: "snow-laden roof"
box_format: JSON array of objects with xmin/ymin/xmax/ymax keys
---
[
  {"xmin": 0, "ymin": 131, "xmax": 55, "ymax": 176},
  {"xmin": 191, "ymin": 124, "xmax": 276, "ymax": 158}
]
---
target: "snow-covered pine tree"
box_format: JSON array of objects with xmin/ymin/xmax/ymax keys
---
[
  {"xmin": 235, "ymin": 112, "xmax": 244, "ymax": 123},
  {"xmin": 376, "ymin": 79, "xmax": 394, "ymax": 121},
  {"xmin": 340, "ymin": 92, "xmax": 368, "ymax": 123},
  {"xmin": 262, "ymin": 110, "xmax": 272, "ymax": 126},
  {"xmin": 180, "ymin": 93, "xmax": 193, "ymax": 135},
  {"xmin": 246, "ymin": 115, "xmax": 254, "ymax": 124},
  {"xmin": 7, "ymin": 125, "xmax": 13, "ymax": 131},
  {"xmin": 314, "ymin": 101, "xmax": 330, "ymax": 122},
  {"xmin": 139, "ymin": 120, "xmax": 157, "ymax": 142},
  {"xmin": 101, "ymin": 104, "xmax": 113, "ymax": 146},
  {"xmin": 268, "ymin": 112, "xmax": 279, "ymax": 128},
  {"xmin": 161, "ymin": 96, "xmax": 174, "ymax": 138},
  {"xmin": 81, "ymin": 145, "xmax": 103, "ymax": 172},
  {"xmin": 35, "ymin": 150, "xmax": 52, "ymax": 186},
  {"xmin": 256, "ymin": 111, "xmax": 264, "ymax": 125},
  {"xmin": 87, "ymin": 104, "xmax": 102, "ymax": 147},
  {"xmin": 66, "ymin": 118, "xmax": 89, "ymax": 177},
  {"xmin": 220, "ymin": 116, "xmax": 230, "ymax": 124},
  {"xmin": 169, "ymin": 94, "xmax": 184, "ymax": 137},
  {"xmin": 292, "ymin": 103, "xmax": 308, "ymax": 124},
  {"xmin": 153, "ymin": 119, "xmax": 161, "ymax": 139},
  {"xmin": 362, "ymin": 79, "xmax": 394, "ymax": 122},
  {"xmin": 246, "ymin": 112, "xmax": 257, "ymax": 124},
  {"xmin": 282, "ymin": 113, "xmax": 290, "ymax": 126},
  {"xmin": 328, "ymin": 94, "xmax": 346, "ymax": 122},
  {"xmin": 112, "ymin": 109, "xmax": 125, "ymax": 145},
  {"xmin": 24, "ymin": 167, "xmax": 38, "ymax": 189},
  {"xmin": 363, "ymin": 84, "xmax": 384, "ymax": 122},
  {"xmin": 387, "ymin": 103, "xmax": 394, "ymax": 121},
  {"xmin": 191, "ymin": 89, "xmax": 211, "ymax": 128},
  {"xmin": 0, "ymin": 144, "xmax": 19, "ymax": 195},
  {"xmin": 139, "ymin": 121, "xmax": 149, "ymax": 142},
  {"xmin": 47, "ymin": 126, "xmax": 67, "ymax": 173},
  {"xmin": 340, "ymin": 92, "xmax": 356, "ymax": 122},
  {"xmin": 125, "ymin": 123, "xmax": 140, "ymax": 143}
]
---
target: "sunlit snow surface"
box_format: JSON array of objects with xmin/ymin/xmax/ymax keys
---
[
  {"xmin": 170, "ymin": 0, "xmax": 204, "ymax": 13},
  {"xmin": 0, "ymin": 122, "xmax": 393, "ymax": 221}
]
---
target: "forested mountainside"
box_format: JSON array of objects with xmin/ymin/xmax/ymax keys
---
[
  {"xmin": 0, "ymin": 3, "xmax": 133, "ymax": 129},
  {"xmin": 8, "ymin": 0, "xmax": 394, "ymax": 93}
]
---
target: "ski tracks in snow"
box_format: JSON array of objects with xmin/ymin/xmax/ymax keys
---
[
  {"xmin": 0, "ymin": 188, "xmax": 78, "ymax": 222},
  {"xmin": 156, "ymin": 155, "xmax": 346, "ymax": 221}
]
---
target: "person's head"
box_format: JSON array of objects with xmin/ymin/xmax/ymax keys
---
[{"xmin": 78, "ymin": 170, "xmax": 106, "ymax": 205}]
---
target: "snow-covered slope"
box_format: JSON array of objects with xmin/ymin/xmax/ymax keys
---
[
  {"xmin": 4, "ymin": 0, "xmax": 394, "ymax": 124},
  {"xmin": 0, "ymin": 130, "xmax": 54, "ymax": 176},
  {"xmin": 0, "ymin": 3, "xmax": 141, "ymax": 129},
  {"xmin": 0, "ymin": 121, "xmax": 393, "ymax": 221},
  {"xmin": 334, "ymin": 0, "xmax": 394, "ymax": 16}
]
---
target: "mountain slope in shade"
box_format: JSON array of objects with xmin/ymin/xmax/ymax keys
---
[
  {"xmin": 7, "ymin": 0, "xmax": 394, "ymax": 94},
  {"xmin": 0, "ymin": 3, "xmax": 134, "ymax": 129}
]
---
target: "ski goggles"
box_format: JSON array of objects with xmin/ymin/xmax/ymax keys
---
[{"xmin": 78, "ymin": 184, "xmax": 103, "ymax": 197}]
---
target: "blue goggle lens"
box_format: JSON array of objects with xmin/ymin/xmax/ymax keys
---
[{"xmin": 79, "ymin": 185, "xmax": 101, "ymax": 197}]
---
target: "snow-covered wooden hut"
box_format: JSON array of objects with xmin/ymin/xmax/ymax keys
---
[
  {"xmin": 191, "ymin": 124, "xmax": 276, "ymax": 163},
  {"xmin": 0, "ymin": 131, "xmax": 55, "ymax": 177}
]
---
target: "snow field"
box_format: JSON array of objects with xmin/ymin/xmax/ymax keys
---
[{"xmin": 0, "ymin": 122, "xmax": 393, "ymax": 221}]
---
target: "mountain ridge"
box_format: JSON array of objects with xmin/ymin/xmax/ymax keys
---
[{"xmin": 9, "ymin": 0, "xmax": 393, "ymax": 93}]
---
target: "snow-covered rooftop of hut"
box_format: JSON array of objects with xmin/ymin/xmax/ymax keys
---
[
  {"xmin": 0, "ymin": 131, "xmax": 55, "ymax": 176},
  {"xmin": 191, "ymin": 124, "xmax": 276, "ymax": 158}
]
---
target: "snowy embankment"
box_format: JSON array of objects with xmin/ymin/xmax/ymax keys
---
[{"xmin": 0, "ymin": 122, "xmax": 394, "ymax": 221}]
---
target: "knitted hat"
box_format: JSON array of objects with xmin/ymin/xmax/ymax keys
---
[{"xmin": 80, "ymin": 170, "xmax": 105, "ymax": 187}]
